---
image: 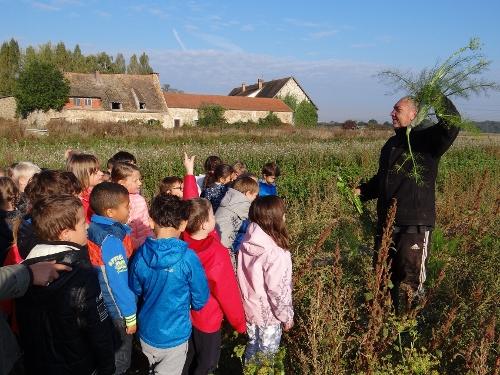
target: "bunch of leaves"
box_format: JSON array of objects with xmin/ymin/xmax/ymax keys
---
[
  {"xmin": 336, "ymin": 166, "xmax": 363, "ymax": 214},
  {"xmin": 378, "ymin": 37, "xmax": 499, "ymax": 181}
]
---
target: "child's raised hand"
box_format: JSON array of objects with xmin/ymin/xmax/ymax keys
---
[
  {"xmin": 183, "ymin": 152, "xmax": 196, "ymax": 175},
  {"xmin": 126, "ymin": 324, "xmax": 137, "ymax": 335}
]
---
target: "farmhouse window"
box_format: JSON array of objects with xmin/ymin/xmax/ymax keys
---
[
  {"xmin": 84, "ymin": 98, "xmax": 92, "ymax": 106},
  {"xmin": 174, "ymin": 119, "xmax": 181, "ymax": 128},
  {"xmin": 74, "ymin": 98, "xmax": 81, "ymax": 106},
  {"xmin": 139, "ymin": 102, "xmax": 146, "ymax": 110},
  {"xmin": 111, "ymin": 102, "xmax": 122, "ymax": 110}
]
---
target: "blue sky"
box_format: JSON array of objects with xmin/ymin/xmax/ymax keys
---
[{"xmin": 2, "ymin": 0, "xmax": 500, "ymax": 121}]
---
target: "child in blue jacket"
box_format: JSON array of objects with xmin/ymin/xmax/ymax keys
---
[
  {"xmin": 258, "ymin": 162, "xmax": 280, "ymax": 197},
  {"xmin": 129, "ymin": 194, "xmax": 209, "ymax": 375},
  {"xmin": 87, "ymin": 182, "xmax": 137, "ymax": 374}
]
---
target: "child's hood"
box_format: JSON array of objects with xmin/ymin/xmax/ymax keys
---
[
  {"xmin": 139, "ymin": 236, "xmax": 188, "ymax": 270},
  {"xmin": 240, "ymin": 222, "xmax": 278, "ymax": 256},
  {"xmin": 217, "ymin": 188, "xmax": 251, "ymax": 217}
]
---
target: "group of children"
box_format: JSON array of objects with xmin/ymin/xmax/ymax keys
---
[{"xmin": 0, "ymin": 151, "xmax": 293, "ymax": 375}]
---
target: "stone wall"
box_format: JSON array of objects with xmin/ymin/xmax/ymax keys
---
[
  {"xmin": 167, "ymin": 107, "xmax": 293, "ymax": 127},
  {"xmin": 0, "ymin": 97, "xmax": 17, "ymax": 120},
  {"xmin": 26, "ymin": 108, "xmax": 170, "ymax": 128}
]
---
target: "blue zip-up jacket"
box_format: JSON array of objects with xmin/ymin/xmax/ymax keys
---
[
  {"xmin": 258, "ymin": 180, "xmax": 277, "ymax": 197},
  {"xmin": 128, "ymin": 236, "xmax": 209, "ymax": 349},
  {"xmin": 87, "ymin": 215, "xmax": 137, "ymax": 328}
]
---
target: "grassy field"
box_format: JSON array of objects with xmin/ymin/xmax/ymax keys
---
[{"xmin": 1, "ymin": 120, "xmax": 499, "ymax": 374}]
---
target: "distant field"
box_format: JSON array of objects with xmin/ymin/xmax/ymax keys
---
[{"xmin": 1, "ymin": 120, "xmax": 498, "ymax": 374}]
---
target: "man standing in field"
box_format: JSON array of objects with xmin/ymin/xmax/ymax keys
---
[{"xmin": 356, "ymin": 94, "xmax": 460, "ymax": 312}]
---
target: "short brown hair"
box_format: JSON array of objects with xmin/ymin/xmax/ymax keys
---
[
  {"xmin": 111, "ymin": 162, "xmax": 140, "ymax": 182},
  {"xmin": 262, "ymin": 161, "xmax": 281, "ymax": 177},
  {"xmin": 66, "ymin": 153, "xmax": 100, "ymax": 189},
  {"xmin": 232, "ymin": 176, "xmax": 259, "ymax": 195},
  {"xmin": 185, "ymin": 198, "xmax": 211, "ymax": 234},
  {"xmin": 24, "ymin": 170, "xmax": 82, "ymax": 210},
  {"xmin": 0, "ymin": 177, "xmax": 19, "ymax": 208},
  {"xmin": 90, "ymin": 182, "xmax": 129, "ymax": 216},
  {"xmin": 31, "ymin": 195, "xmax": 83, "ymax": 241},
  {"xmin": 159, "ymin": 176, "xmax": 183, "ymax": 196}
]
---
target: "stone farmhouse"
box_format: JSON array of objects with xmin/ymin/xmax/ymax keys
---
[
  {"xmin": 228, "ymin": 76, "xmax": 317, "ymax": 109},
  {"xmin": 0, "ymin": 73, "xmax": 315, "ymax": 128},
  {"xmin": 164, "ymin": 92, "xmax": 292, "ymax": 127}
]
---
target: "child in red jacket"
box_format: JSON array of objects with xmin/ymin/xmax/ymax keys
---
[{"xmin": 181, "ymin": 198, "xmax": 246, "ymax": 375}]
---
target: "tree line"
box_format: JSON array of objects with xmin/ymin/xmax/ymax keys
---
[{"xmin": 0, "ymin": 38, "xmax": 155, "ymax": 97}]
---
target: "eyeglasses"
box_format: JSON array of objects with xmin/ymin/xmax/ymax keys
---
[{"xmin": 171, "ymin": 186, "xmax": 183, "ymax": 191}]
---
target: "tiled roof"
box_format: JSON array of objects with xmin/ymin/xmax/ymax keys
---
[
  {"xmin": 228, "ymin": 76, "xmax": 317, "ymax": 109},
  {"xmin": 64, "ymin": 72, "xmax": 167, "ymax": 112},
  {"xmin": 163, "ymin": 92, "xmax": 292, "ymax": 112}
]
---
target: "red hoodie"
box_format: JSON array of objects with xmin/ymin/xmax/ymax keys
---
[{"xmin": 182, "ymin": 230, "xmax": 246, "ymax": 334}]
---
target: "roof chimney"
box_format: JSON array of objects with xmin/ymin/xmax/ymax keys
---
[
  {"xmin": 241, "ymin": 83, "xmax": 246, "ymax": 92},
  {"xmin": 257, "ymin": 78, "xmax": 264, "ymax": 89}
]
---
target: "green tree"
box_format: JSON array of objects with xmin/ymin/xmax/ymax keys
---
[
  {"xmin": 54, "ymin": 42, "xmax": 69, "ymax": 71},
  {"xmin": 70, "ymin": 44, "xmax": 86, "ymax": 72},
  {"xmin": 198, "ymin": 104, "xmax": 226, "ymax": 127},
  {"xmin": 0, "ymin": 38, "xmax": 21, "ymax": 96},
  {"xmin": 368, "ymin": 118, "xmax": 378, "ymax": 126},
  {"xmin": 15, "ymin": 60, "xmax": 70, "ymax": 118},
  {"xmin": 95, "ymin": 52, "xmax": 113, "ymax": 72},
  {"xmin": 295, "ymin": 100, "xmax": 318, "ymax": 127},
  {"xmin": 127, "ymin": 54, "xmax": 141, "ymax": 74},
  {"xmin": 113, "ymin": 53, "xmax": 126, "ymax": 73},
  {"xmin": 139, "ymin": 52, "xmax": 153, "ymax": 74}
]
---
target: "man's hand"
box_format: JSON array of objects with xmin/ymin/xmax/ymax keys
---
[
  {"xmin": 126, "ymin": 324, "xmax": 137, "ymax": 335},
  {"xmin": 353, "ymin": 188, "xmax": 361, "ymax": 196},
  {"xmin": 183, "ymin": 152, "xmax": 196, "ymax": 175},
  {"xmin": 29, "ymin": 261, "xmax": 72, "ymax": 286},
  {"xmin": 283, "ymin": 320, "xmax": 294, "ymax": 331}
]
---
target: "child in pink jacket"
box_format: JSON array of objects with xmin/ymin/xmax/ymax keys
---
[
  {"xmin": 112, "ymin": 162, "xmax": 152, "ymax": 250},
  {"xmin": 237, "ymin": 195, "xmax": 294, "ymax": 363}
]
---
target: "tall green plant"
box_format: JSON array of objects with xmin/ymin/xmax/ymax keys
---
[{"xmin": 378, "ymin": 38, "xmax": 499, "ymax": 181}]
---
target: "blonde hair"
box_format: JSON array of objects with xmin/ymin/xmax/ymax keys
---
[{"xmin": 66, "ymin": 153, "xmax": 100, "ymax": 190}]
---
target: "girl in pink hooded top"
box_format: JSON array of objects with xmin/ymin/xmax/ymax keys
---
[
  {"xmin": 237, "ymin": 195, "xmax": 294, "ymax": 363},
  {"xmin": 112, "ymin": 162, "xmax": 152, "ymax": 250}
]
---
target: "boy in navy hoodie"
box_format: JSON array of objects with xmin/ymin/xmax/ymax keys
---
[
  {"xmin": 128, "ymin": 194, "xmax": 209, "ymax": 375},
  {"xmin": 87, "ymin": 182, "xmax": 137, "ymax": 374}
]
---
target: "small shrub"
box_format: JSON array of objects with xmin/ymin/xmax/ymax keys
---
[{"xmin": 198, "ymin": 103, "xmax": 226, "ymax": 127}]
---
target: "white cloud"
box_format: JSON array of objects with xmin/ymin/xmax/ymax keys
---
[
  {"xmin": 191, "ymin": 33, "xmax": 243, "ymax": 53},
  {"xmin": 31, "ymin": 1, "xmax": 60, "ymax": 11}
]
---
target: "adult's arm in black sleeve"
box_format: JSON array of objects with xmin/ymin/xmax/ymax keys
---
[
  {"xmin": 431, "ymin": 96, "xmax": 461, "ymax": 157},
  {"xmin": 358, "ymin": 173, "xmax": 380, "ymax": 201}
]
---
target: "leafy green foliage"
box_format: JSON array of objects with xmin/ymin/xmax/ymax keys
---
[
  {"xmin": 198, "ymin": 103, "xmax": 226, "ymax": 127},
  {"xmin": 336, "ymin": 167, "xmax": 363, "ymax": 214},
  {"xmin": 294, "ymin": 100, "xmax": 318, "ymax": 128},
  {"xmin": 257, "ymin": 112, "xmax": 283, "ymax": 127},
  {"xmin": 14, "ymin": 60, "xmax": 70, "ymax": 118},
  {"xmin": 280, "ymin": 94, "xmax": 318, "ymax": 127},
  {"xmin": 0, "ymin": 38, "xmax": 21, "ymax": 96}
]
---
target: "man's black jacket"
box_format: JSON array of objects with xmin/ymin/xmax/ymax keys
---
[
  {"xmin": 16, "ymin": 242, "xmax": 117, "ymax": 375},
  {"xmin": 359, "ymin": 99, "xmax": 460, "ymax": 230}
]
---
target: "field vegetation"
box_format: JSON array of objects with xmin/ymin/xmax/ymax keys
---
[{"xmin": 0, "ymin": 119, "xmax": 498, "ymax": 374}]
